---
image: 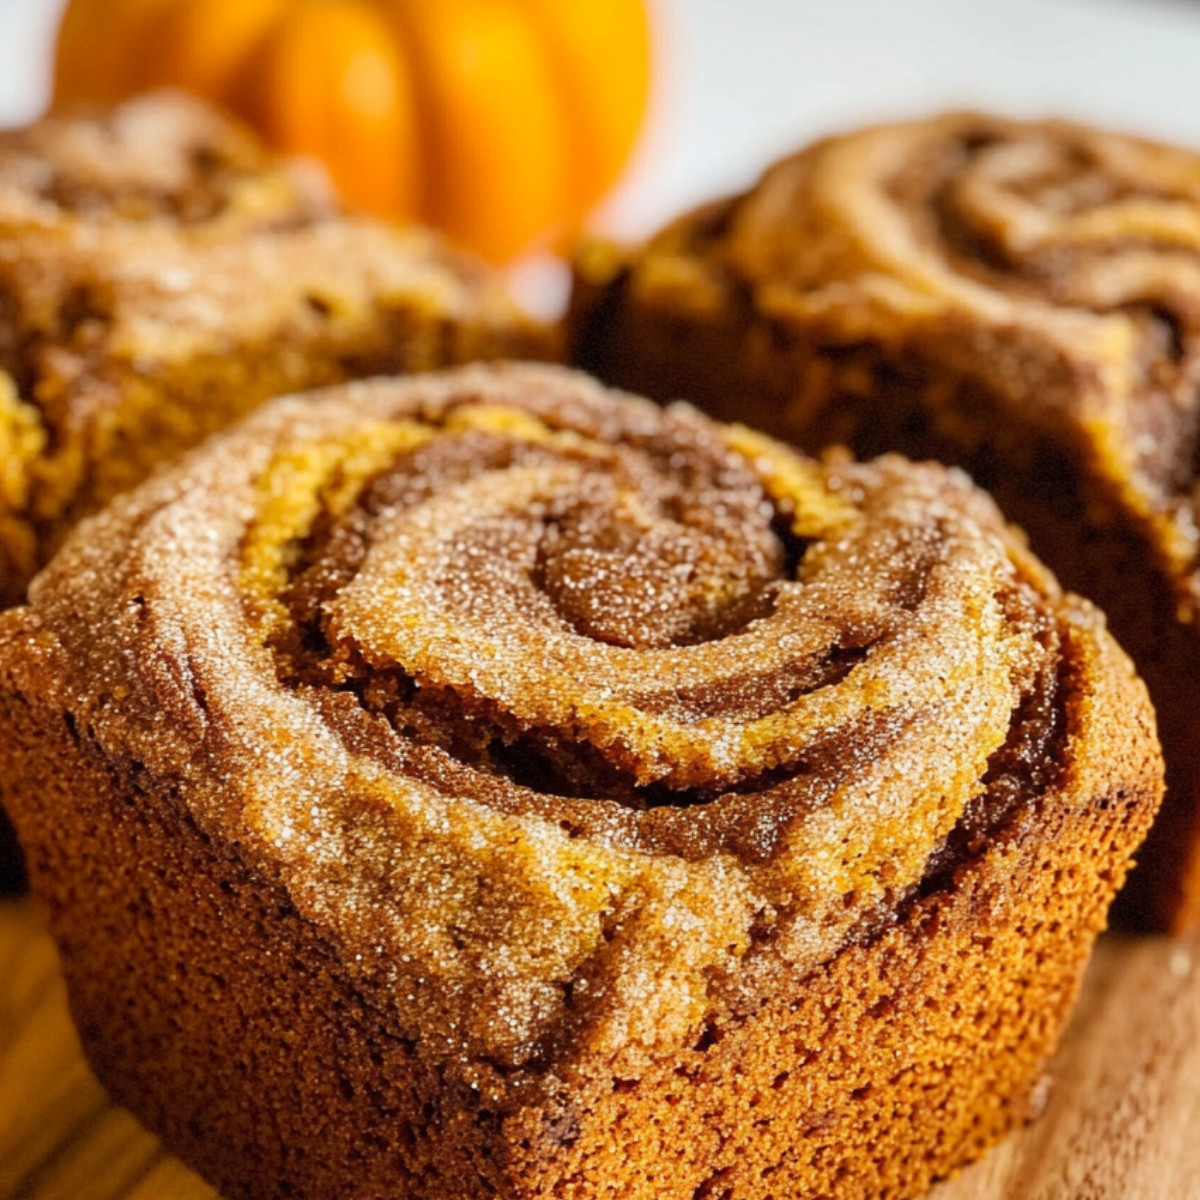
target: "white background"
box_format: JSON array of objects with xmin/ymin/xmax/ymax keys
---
[{"xmin": 3, "ymin": 0, "xmax": 1200, "ymax": 240}]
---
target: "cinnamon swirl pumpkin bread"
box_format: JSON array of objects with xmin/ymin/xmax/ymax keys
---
[
  {"xmin": 0, "ymin": 90, "xmax": 549, "ymax": 610},
  {"xmin": 0, "ymin": 364, "xmax": 1161, "ymax": 1200},
  {"xmin": 570, "ymin": 111, "xmax": 1200, "ymax": 931}
]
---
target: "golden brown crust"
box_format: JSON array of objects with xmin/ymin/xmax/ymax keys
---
[
  {"xmin": 0, "ymin": 92, "xmax": 552, "ymax": 610},
  {"xmin": 569, "ymin": 111, "xmax": 1200, "ymax": 930},
  {"xmin": 0, "ymin": 363, "xmax": 1163, "ymax": 1199}
]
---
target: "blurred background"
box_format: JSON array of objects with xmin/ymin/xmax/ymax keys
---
[{"xmin": 3, "ymin": 0, "xmax": 1200, "ymax": 267}]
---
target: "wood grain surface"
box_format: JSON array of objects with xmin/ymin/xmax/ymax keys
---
[{"xmin": 3, "ymin": 896, "xmax": 1199, "ymax": 1200}]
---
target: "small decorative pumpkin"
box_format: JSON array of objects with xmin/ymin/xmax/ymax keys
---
[{"xmin": 54, "ymin": 0, "xmax": 653, "ymax": 262}]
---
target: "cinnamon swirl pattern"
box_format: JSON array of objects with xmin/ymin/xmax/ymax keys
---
[
  {"xmin": 0, "ymin": 89, "xmax": 333, "ymax": 234},
  {"xmin": 0, "ymin": 365, "xmax": 1161, "ymax": 1200},
  {"xmin": 570, "ymin": 111, "xmax": 1200, "ymax": 930}
]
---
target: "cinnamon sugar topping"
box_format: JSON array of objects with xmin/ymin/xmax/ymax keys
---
[{"xmin": 26, "ymin": 363, "xmax": 1072, "ymax": 1069}]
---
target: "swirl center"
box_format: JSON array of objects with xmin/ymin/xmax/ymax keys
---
[{"xmin": 534, "ymin": 472, "xmax": 784, "ymax": 650}]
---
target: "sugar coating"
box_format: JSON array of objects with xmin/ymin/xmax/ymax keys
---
[
  {"xmin": 0, "ymin": 364, "xmax": 1165, "ymax": 1199},
  {"xmin": 570, "ymin": 110, "xmax": 1200, "ymax": 931}
]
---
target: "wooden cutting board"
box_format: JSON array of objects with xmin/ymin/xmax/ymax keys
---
[{"xmin": 3, "ymin": 896, "xmax": 1200, "ymax": 1200}]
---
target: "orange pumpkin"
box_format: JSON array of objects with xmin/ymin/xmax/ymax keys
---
[{"xmin": 53, "ymin": 0, "xmax": 653, "ymax": 262}]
